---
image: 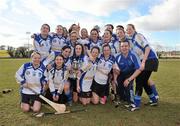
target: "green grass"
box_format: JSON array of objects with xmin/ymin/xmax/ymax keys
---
[
  {"xmin": 0, "ymin": 59, "xmax": 180, "ymax": 126},
  {"xmin": 0, "ymin": 50, "xmax": 10, "ymax": 57}
]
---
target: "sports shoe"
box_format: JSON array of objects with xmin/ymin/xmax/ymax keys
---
[
  {"xmin": 128, "ymin": 104, "xmax": 140, "ymax": 112},
  {"xmin": 100, "ymin": 96, "xmax": 107, "ymax": 105},
  {"xmin": 144, "ymin": 101, "xmax": 158, "ymax": 106}
]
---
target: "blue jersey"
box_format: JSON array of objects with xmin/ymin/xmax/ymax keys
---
[
  {"xmin": 15, "ymin": 62, "xmax": 47, "ymax": 95},
  {"xmin": 51, "ymin": 34, "xmax": 66, "ymax": 55},
  {"xmin": 115, "ymin": 51, "xmax": 141, "ymax": 74},
  {"xmin": 33, "ymin": 33, "xmax": 53, "ymax": 60},
  {"xmin": 94, "ymin": 54, "xmax": 115, "ymax": 85},
  {"xmin": 128, "ymin": 32, "xmax": 158, "ymax": 60}
]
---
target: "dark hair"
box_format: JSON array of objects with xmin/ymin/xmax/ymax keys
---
[
  {"xmin": 90, "ymin": 28, "xmax": 99, "ymax": 34},
  {"xmin": 91, "ymin": 46, "xmax": 100, "ymax": 53},
  {"xmin": 52, "ymin": 54, "xmax": 65, "ymax": 79},
  {"xmin": 127, "ymin": 24, "xmax": 136, "ymax": 31},
  {"xmin": 105, "ymin": 24, "xmax": 114, "ymax": 29},
  {"xmin": 41, "ymin": 23, "xmax": 50, "ymax": 32},
  {"xmin": 69, "ymin": 24, "xmax": 77, "ymax": 33},
  {"xmin": 73, "ymin": 43, "xmax": 84, "ymax": 57},
  {"xmin": 62, "ymin": 45, "xmax": 71, "ymax": 51},
  {"xmin": 102, "ymin": 44, "xmax": 111, "ymax": 51},
  {"xmin": 105, "ymin": 29, "xmax": 112, "ymax": 36},
  {"xmin": 120, "ymin": 40, "xmax": 130, "ymax": 46},
  {"xmin": 116, "ymin": 25, "xmax": 124, "ymax": 30}
]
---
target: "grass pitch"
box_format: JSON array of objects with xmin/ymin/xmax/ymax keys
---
[{"xmin": 0, "ymin": 59, "xmax": 180, "ymax": 126}]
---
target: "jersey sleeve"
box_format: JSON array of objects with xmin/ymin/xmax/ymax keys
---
[
  {"xmin": 132, "ymin": 52, "xmax": 141, "ymax": 69},
  {"xmin": 48, "ymin": 70, "xmax": 56, "ymax": 95},
  {"xmin": 42, "ymin": 51, "xmax": 55, "ymax": 66},
  {"xmin": 15, "ymin": 64, "xmax": 26, "ymax": 85},
  {"xmin": 136, "ymin": 33, "xmax": 149, "ymax": 49}
]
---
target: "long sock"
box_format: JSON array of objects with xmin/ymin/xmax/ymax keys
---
[
  {"xmin": 150, "ymin": 84, "xmax": 159, "ymax": 97},
  {"xmin": 149, "ymin": 93, "xmax": 157, "ymax": 103},
  {"xmin": 65, "ymin": 90, "xmax": 72, "ymax": 102},
  {"xmin": 134, "ymin": 95, "xmax": 141, "ymax": 107}
]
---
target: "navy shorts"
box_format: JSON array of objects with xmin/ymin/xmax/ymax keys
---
[{"xmin": 21, "ymin": 93, "xmax": 41, "ymax": 105}]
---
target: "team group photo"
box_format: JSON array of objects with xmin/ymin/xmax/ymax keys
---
[{"xmin": 0, "ymin": 0, "xmax": 180, "ymax": 126}]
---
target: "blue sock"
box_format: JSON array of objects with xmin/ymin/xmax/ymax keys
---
[
  {"xmin": 151, "ymin": 84, "xmax": 159, "ymax": 97},
  {"xmin": 149, "ymin": 93, "xmax": 157, "ymax": 103},
  {"xmin": 65, "ymin": 90, "xmax": 72, "ymax": 102},
  {"xmin": 134, "ymin": 95, "xmax": 141, "ymax": 107}
]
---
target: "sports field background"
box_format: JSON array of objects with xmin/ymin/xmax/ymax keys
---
[{"xmin": 0, "ymin": 59, "xmax": 180, "ymax": 126}]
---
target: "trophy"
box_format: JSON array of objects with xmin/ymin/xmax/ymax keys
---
[{"xmin": 72, "ymin": 59, "xmax": 79, "ymax": 78}]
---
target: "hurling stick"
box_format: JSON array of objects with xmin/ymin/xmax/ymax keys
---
[{"xmin": 28, "ymin": 87, "xmax": 66, "ymax": 113}]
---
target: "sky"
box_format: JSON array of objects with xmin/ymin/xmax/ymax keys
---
[{"xmin": 0, "ymin": 0, "xmax": 180, "ymax": 51}]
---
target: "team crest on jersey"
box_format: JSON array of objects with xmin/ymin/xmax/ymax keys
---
[
  {"xmin": 40, "ymin": 43, "xmax": 44, "ymax": 47},
  {"xmin": 108, "ymin": 64, "xmax": 112, "ymax": 68},
  {"xmin": 38, "ymin": 72, "xmax": 42, "ymax": 77},
  {"xmin": 25, "ymin": 71, "xmax": 30, "ymax": 75},
  {"xmin": 32, "ymin": 72, "xmax": 36, "ymax": 76}
]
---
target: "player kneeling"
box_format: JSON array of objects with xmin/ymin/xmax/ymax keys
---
[
  {"xmin": 15, "ymin": 52, "xmax": 47, "ymax": 112},
  {"xmin": 48, "ymin": 55, "xmax": 72, "ymax": 106}
]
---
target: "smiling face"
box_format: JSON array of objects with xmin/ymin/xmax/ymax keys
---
[
  {"xmin": 103, "ymin": 30, "xmax": 112, "ymax": 42},
  {"xmin": 103, "ymin": 45, "xmax": 111, "ymax": 57},
  {"xmin": 55, "ymin": 56, "xmax": 64, "ymax": 68},
  {"xmin": 70, "ymin": 32, "xmax": 77, "ymax": 42},
  {"xmin": 91, "ymin": 48, "xmax": 99, "ymax": 59},
  {"xmin": 62, "ymin": 48, "xmax": 71, "ymax": 58},
  {"xmin": 90, "ymin": 30, "xmax": 98, "ymax": 41},
  {"xmin": 40, "ymin": 24, "xmax": 50, "ymax": 36},
  {"xmin": 126, "ymin": 24, "xmax": 135, "ymax": 37},
  {"xmin": 56, "ymin": 25, "xmax": 64, "ymax": 35},
  {"xmin": 116, "ymin": 29, "xmax": 125, "ymax": 39},
  {"xmin": 75, "ymin": 44, "xmax": 83, "ymax": 56},
  {"xmin": 120, "ymin": 42, "xmax": 130, "ymax": 55},
  {"xmin": 32, "ymin": 53, "xmax": 41, "ymax": 66},
  {"xmin": 81, "ymin": 28, "xmax": 88, "ymax": 39}
]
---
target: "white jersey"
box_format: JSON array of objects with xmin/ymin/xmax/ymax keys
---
[
  {"xmin": 128, "ymin": 32, "xmax": 158, "ymax": 60},
  {"xmin": 51, "ymin": 34, "xmax": 66, "ymax": 54},
  {"xmin": 80, "ymin": 56, "xmax": 98, "ymax": 92},
  {"xmin": 15, "ymin": 62, "xmax": 47, "ymax": 95},
  {"xmin": 48, "ymin": 66, "xmax": 68, "ymax": 94},
  {"xmin": 33, "ymin": 33, "xmax": 52, "ymax": 60},
  {"xmin": 87, "ymin": 39, "xmax": 102, "ymax": 52},
  {"xmin": 77, "ymin": 38, "xmax": 89, "ymax": 45},
  {"xmin": 94, "ymin": 55, "xmax": 115, "ymax": 85},
  {"xmin": 102, "ymin": 40, "xmax": 119, "ymax": 56}
]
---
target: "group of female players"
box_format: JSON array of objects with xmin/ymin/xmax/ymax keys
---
[{"xmin": 15, "ymin": 23, "xmax": 159, "ymax": 112}]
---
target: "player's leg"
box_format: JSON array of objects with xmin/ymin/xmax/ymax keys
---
[
  {"xmin": 20, "ymin": 93, "xmax": 30, "ymax": 112},
  {"xmin": 91, "ymin": 92, "xmax": 99, "ymax": 104},
  {"xmin": 148, "ymin": 79, "xmax": 159, "ymax": 99},
  {"xmin": 32, "ymin": 95, "xmax": 41, "ymax": 112},
  {"xmin": 64, "ymin": 82, "xmax": 72, "ymax": 106}
]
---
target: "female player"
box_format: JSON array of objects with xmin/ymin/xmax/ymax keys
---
[
  {"xmin": 15, "ymin": 52, "xmax": 47, "ymax": 112},
  {"xmin": 51, "ymin": 25, "xmax": 66, "ymax": 56},
  {"xmin": 33, "ymin": 24, "xmax": 53, "ymax": 61},
  {"xmin": 69, "ymin": 43, "xmax": 85, "ymax": 102},
  {"xmin": 126, "ymin": 24, "xmax": 159, "ymax": 111},
  {"xmin": 77, "ymin": 46, "xmax": 100, "ymax": 106},
  {"xmin": 48, "ymin": 55, "xmax": 72, "ymax": 105},
  {"xmin": 86, "ymin": 28, "xmax": 102, "ymax": 51},
  {"xmin": 91, "ymin": 44, "xmax": 115, "ymax": 105},
  {"xmin": 102, "ymin": 30, "xmax": 119, "ymax": 56}
]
